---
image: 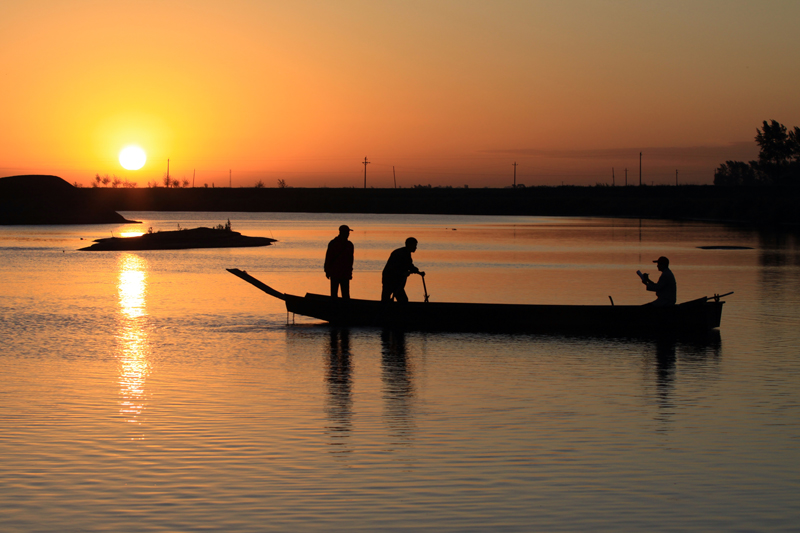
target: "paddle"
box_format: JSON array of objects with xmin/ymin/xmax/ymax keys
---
[{"xmin": 419, "ymin": 272, "xmax": 429, "ymax": 303}]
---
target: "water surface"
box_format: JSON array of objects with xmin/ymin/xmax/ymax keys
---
[{"xmin": 1, "ymin": 213, "xmax": 798, "ymax": 532}]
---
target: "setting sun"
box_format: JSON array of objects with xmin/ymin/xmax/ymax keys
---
[{"xmin": 119, "ymin": 146, "xmax": 146, "ymax": 170}]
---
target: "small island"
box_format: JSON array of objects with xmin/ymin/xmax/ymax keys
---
[{"xmin": 79, "ymin": 222, "xmax": 276, "ymax": 251}]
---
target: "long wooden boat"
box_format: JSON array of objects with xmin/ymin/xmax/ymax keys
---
[{"xmin": 227, "ymin": 269, "xmax": 729, "ymax": 334}]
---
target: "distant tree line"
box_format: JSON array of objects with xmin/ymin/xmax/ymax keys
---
[
  {"xmin": 715, "ymin": 120, "xmax": 800, "ymax": 186},
  {"xmin": 92, "ymin": 173, "xmax": 138, "ymax": 188}
]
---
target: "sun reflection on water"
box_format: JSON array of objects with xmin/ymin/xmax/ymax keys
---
[
  {"xmin": 119, "ymin": 231, "xmax": 145, "ymax": 238},
  {"xmin": 116, "ymin": 253, "xmax": 151, "ymax": 425}
]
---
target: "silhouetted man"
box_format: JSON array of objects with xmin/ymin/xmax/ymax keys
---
[
  {"xmin": 641, "ymin": 256, "xmax": 676, "ymax": 306},
  {"xmin": 381, "ymin": 237, "xmax": 424, "ymax": 303},
  {"xmin": 325, "ymin": 225, "xmax": 354, "ymax": 299}
]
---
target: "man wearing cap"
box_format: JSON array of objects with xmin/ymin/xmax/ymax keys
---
[
  {"xmin": 641, "ymin": 256, "xmax": 676, "ymax": 306},
  {"xmin": 381, "ymin": 237, "xmax": 424, "ymax": 303},
  {"xmin": 325, "ymin": 225, "xmax": 355, "ymax": 299}
]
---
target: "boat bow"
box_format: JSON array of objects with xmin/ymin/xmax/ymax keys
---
[{"xmin": 227, "ymin": 268, "xmax": 287, "ymax": 301}]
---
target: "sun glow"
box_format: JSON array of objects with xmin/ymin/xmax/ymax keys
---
[{"xmin": 119, "ymin": 146, "xmax": 147, "ymax": 170}]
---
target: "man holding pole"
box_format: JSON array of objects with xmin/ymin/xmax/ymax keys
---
[{"xmin": 381, "ymin": 237, "xmax": 425, "ymax": 303}]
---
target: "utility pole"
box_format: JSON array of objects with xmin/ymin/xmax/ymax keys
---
[
  {"xmin": 612, "ymin": 167, "xmax": 615, "ymax": 186},
  {"xmin": 393, "ymin": 166, "xmax": 396, "ymax": 188},
  {"xmin": 512, "ymin": 162, "xmax": 518, "ymax": 188},
  {"xmin": 639, "ymin": 152, "xmax": 642, "ymax": 186},
  {"xmin": 362, "ymin": 157, "xmax": 370, "ymax": 189}
]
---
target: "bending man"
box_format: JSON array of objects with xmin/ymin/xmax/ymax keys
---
[{"xmin": 381, "ymin": 237, "xmax": 424, "ymax": 303}]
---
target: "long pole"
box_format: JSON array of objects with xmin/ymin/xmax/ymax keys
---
[
  {"xmin": 639, "ymin": 152, "xmax": 642, "ymax": 186},
  {"xmin": 512, "ymin": 161, "xmax": 518, "ymax": 187},
  {"xmin": 363, "ymin": 157, "xmax": 370, "ymax": 188}
]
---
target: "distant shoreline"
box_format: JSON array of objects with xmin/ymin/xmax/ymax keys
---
[
  {"xmin": 85, "ymin": 185, "xmax": 800, "ymax": 228},
  {"xmin": 2, "ymin": 175, "xmax": 799, "ymax": 227}
]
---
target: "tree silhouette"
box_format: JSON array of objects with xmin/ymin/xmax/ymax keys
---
[
  {"xmin": 715, "ymin": 120, "xmax": 800, "ymax": 186},
  {"xmin": 714, "ymin": 161, "xmax": 758, "ymax": 186},
  {"xmin": 754, "ymin": 120, "xmax": 796, "ymax": 183}
]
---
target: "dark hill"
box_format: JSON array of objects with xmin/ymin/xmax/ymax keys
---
[{"xmin": 0, "ymin": 175, "xmax": 137, "ymax": 225}]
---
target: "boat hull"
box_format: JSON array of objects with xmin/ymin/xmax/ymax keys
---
[
  {"xmin": 226, "ymin": 269, "xmax": 725, "ymax": 335},
  {"xmin": 284, "ymin": 293, "xmax": 723, "ymax": 334}
]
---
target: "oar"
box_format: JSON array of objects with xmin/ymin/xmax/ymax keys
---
[
  {"xmin": 419, "ymin": 272, "xmax": 429, "ymax": 303},
  {"xmin": 709, "ymin": 291, "xmax": 734, "ymax": 302}
]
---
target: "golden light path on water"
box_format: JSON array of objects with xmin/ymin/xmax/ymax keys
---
[{"xmin": 116, "ymin": 253, "xmax": 150, "ymax": 425}]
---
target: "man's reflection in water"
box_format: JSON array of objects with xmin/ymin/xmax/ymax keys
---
[
  {"xmin": 653, "ymin": 340, "xmax": 677, "ymax": 418},
  {"xmin": 381, "ymin": 329, "xmax": 415, "ymax": 441},
  {"xmin": 325, "ymin": 328, "xmax": 352, "ymax": 454},
  {"xmin": 647, "ymin": 332, "xmax": 722, "ymax": 426}
]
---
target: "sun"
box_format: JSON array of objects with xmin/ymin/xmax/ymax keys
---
[{"xmin": 119, "ymin": 146, "xmax": 147, "ymax": 170}]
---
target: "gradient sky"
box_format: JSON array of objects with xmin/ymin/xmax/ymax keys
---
[{"xmin": 2, "ymin": 0, "xmax": 799, "ymax": 187}]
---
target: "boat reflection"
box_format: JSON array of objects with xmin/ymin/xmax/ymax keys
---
[
  {"xmin": 116, "ymin": 253, "xmax": 151, "ymax": 425},
  {"xmin": 324, "ymin": 328, "xmax": 353, "ymax": 454},
  {"xmin": 381, "ymin": 329, "xmax": 415, "ymax": 441}
]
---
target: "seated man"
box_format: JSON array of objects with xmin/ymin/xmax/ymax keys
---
[
  {"xmin": 381, "ymin": 237, "xmax": 424, "ymax": 303},
  {"xmin": 641, "ymin": 256, "xmax": 677, "ymax": 306}
]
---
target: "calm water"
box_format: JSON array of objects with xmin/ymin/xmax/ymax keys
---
[{"xmin": 1, "ymin": 213, "xmax": 799, "ymax": 532}]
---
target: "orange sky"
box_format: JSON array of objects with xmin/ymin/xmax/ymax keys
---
[{"xmin": 1, "ymin": 1, "xmax": 798, "ymax": 187}]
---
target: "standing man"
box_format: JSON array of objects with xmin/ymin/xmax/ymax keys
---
[
  {"xmin": 325, "ymin": 225, "xmax": 354, "ymax": 299},
  {"xmin": 381, "ymin": 237, "xmax": 424, "ymax": 303},
  {"xmin": 641, "ymin": 256, "xmax": 677, "ymax": 306}
]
